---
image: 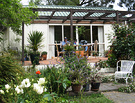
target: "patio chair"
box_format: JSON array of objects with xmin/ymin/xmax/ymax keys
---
[
  {"xmin": 90, "ymin": 40, "xmax": 98, "ymax": 57},
  {"xmin": 84, "ymin": 45, "xmax": 90, "ymax": 57},
  {"xmin": 115, "ymin": 60, "xmax": 135, "ymax": 84},
  {"xmin": 55, "ymin": 41, "xmax": 64, "ymax": 57}
]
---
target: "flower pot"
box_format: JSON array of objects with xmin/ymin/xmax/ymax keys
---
[
  {"xmin": 41, "ymin": 54, "xmax": 47, "ymax": 60},
  {"xmin": 91, "ymin": 82, "xmax": 100, "ymax": 91},
  {"xmin": 30, "ymin": 53, "xmax": 40, "ymax": 65},
  {"xmin": 83, "ymin": 84, "xmax": 89, "ymax": 91},
  {"xmin": 72, "ymin": 84, "xmax": 81, "ymax": 93},
  {"xmin": 75, "ymin": 51, "xmax": 84, "ymax": 57}
]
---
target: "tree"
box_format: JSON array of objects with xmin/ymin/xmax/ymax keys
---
[
  {"xmin": 79, "ymin": 0, "xmax": 115, "ymax": 7},
  {"xmin": 46, "ymin": 0, "xmax": 79, "ymax": 6},
  {"xmin": 0, "ymin": 0, "xmax": 37, "ymax": 35},
  {"xmin": 118, "ymin": 0, "xmax": 135, "ymax": 10},
  {"xmin": 29, "ymin": 0, "xmax": 44, "ymax": 5},
  {"xmin": 46, "ymin": 0, "xmax": 114, "ymax": 7}
]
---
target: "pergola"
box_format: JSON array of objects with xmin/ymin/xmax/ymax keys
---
[{"xmin": 22, "ymin": 6, "xmax": 135, "ymax": 64}]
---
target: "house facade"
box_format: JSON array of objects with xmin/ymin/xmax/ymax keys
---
[{"xmin": 5, "ymin": 5, "xmax": 134, "ymax": 59}]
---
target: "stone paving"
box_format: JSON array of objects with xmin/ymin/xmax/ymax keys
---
[
  {"xmin": 67, "ymin": 83, "xmax": 126, "ymax": 96},
  {"xmin": 67, "ymin": 82, "xmax": 135, "ymax": 103},
  {"xmin": 102, "ymin": 91, "xmax": 135, "ymax": 103}
]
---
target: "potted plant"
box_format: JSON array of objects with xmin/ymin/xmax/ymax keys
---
[
  {"xmin": 75, "ymin": 45, "xmax": 84, "ymax": 57},
  {"xmin": 27, "ymin": 31, "xmax": 44, "ymax": 65},
  {"xmin": 63, "ymin": 44, "xmax": 75, "ymax": 57},
  {"xmin": 41, "ymin": 51, "xmax": 47, "ymax": 60},
  {"xmin": 65, "ymin": 55, "xmax": 87, "ymax": 93},
  {"xmin": 90, "ymin": 68, "xmax": 102, "ymax": 91},
  {"xmin": 82, "ymin": 66, "xmax": 91, "ymax": 91}
]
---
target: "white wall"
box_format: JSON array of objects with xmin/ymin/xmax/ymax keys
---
[
  {"xmin": 6, "ymin": 23, "xmax": 114, "ymax": 59},
  {"xmin": 24, "ymin": 24, "xmax": 49, "ymax": 58},
  {"xmin": 7, "ymin": 28, "xmax": 22, "ymax": 50}
]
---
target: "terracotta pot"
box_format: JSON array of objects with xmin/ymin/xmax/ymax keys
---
[
  {"xmin": 72, "ymin": 84, "xmax": 81, "ymax": 93},
  {"xmin": 41, "ymin": 54, "xmax": 47, "ymax": 60},
  {"xmin": 75, "ymin": 51, "xmax": 84, "ymax": 57},
  {"xmin": 91, "ymin": 82, "xmax": 100, "ymax": 91}
]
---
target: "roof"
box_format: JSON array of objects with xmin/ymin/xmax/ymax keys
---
[{"xmin": 24, "ymin": 5, "xmax": 135, "ymax": 23}]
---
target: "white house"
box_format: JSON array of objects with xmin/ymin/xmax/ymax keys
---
[{"xmin": 5, "ymin": 5, "xmax": 135, "ymax": 59}]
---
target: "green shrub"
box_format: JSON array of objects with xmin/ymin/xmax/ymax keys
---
[
  {"xmin": 107, "ymin": 23, "xmax": 135, "ymax": 67},
  {"xmin": 34, "ymin": 65, "xmax": 71, "ymax": 95},
  {"xmin": 41, "ymin": 51, "xmax": 47, "ymax": 55},
  {"xmin": 0, "ymin": 53, "xmax": 25, "ymax": 85},
  {"xmin": 118, "ymin": 83, "xmax": 135, "ymax": 93}
]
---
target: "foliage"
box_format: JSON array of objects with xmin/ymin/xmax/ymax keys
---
[
  {"xmin": 29, "ymin": 0, "xmax": 44, "ymax": 5},
  {"xmin": 90, "ymin": 68, "xmax": 102, "ymax": 83},
  {"xmin": 0, "ymin": 53, "xmax": 25, "ymax": 85},
  {"xmin": 0, "ymin": 0, "xmax": 37, "ymax": 34},
  {"xmin": 0, "ymin": 78, "xmax": 54, "ymax": 103},
  {"xmin": 68, "ymin": 93, "xmax": 113, "ymax": 103},
  {"xmin": 64, "ymin": 53, "xmax": 89, "ymax": 85},
  {"xmin": 92, "ymin": 51, "xmax": 99, "ymax": 56},
  {"xmin": 77, "ymin": 26, "xmax": 90, "ymax": 39},
  {"xmin": 35, "ymin": 65, "xmax": 71, "ymax": 95},
  {"xmin": 101, "ymin": 75, "xmax": 115, "ymax": 83},
  {"xmin": 107, "ymin": 23, "xmax": 135, "ymax": 67},
  {"xmin": 79, "ymin": 0, "xmax": 114, "ymax": 7},
  {"xmin": 27, "ymin": 31, "xmax": 44, "ymax": 52},
  {"xmin": 64, "ymin": 44, "xmax": 75, "ymax": 52},
  {"xmin": 118, "ymin": 0, "xmax": 135, "ymax": 10},
  {"xmin": 46, "ymin": 0, "xmax": 114, "ymax": 7},
  {"xmin": 96, "ymin": 60, "xmax": 110, "ymax": 68},
  {"xmin": 41, "ymin": 51, "xmax": 47, "ymax": 55},
  {"xmin": 46, "ymin": 0, "xmax": 79, "ymax": 5},
  {"xmin": 118, "ymin": 83, "xmax": 135, "ymax": 93}
]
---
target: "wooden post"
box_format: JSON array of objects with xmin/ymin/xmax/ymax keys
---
[
  {"xmin": 70, "ymin": 9, "xmax": 73, "ymax": 41},
  {"xmin": 22, "ymin": 22, "xmax": 24, "ymax": 65},
  {"xmin": 116, "ymin": 10, "xmax": 119, "ymax": 24}
]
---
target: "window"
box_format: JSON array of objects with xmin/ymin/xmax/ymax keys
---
[
  {"xmin": 78, "ymin": 26, "xmax": 91, "ymax": 43},
  {"xmin": 54, "ymin": 26, "xmax": 62, "ymax": 43}
]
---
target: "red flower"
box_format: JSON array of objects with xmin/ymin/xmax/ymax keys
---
[{"xmin": 36, "ymin": 71, "xmax": 41, "ymax": 74}]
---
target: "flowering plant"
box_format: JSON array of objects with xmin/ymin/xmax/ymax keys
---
[
  {"xmin": 65, "ymin": 54, "xmax": 88, "ymax": 85},
  {"xmin": 90, "ymin": 68, "xmax": 102, "ymax": 83},
  {"xmin": 0, "ymin": 78, "xmax": 51, "ymax": 103}
]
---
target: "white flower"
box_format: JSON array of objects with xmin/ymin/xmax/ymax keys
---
[
  {"xmin": 33, "ymin": 83, "xmax": 44, "ymax": 94},
  {"xmin": 36, "ymin": 86, "xmax": 44, "ymax": 94},
  {"xmin": 0, "ymin": 90, "xmax": 4, "ymax": 94},
  {"xmin": 33, "ymin": 83, "xmax": 39, "ymax": 91},
  {"xmin": 15, "ymin": 86, "xmax": 23, "ymax": 94},
  {"xmin": 38, "ymin": 78, "xmax": 45, "ymax": 85},
  {"xmin": 44, "ymin": 88, "xmax": 47, "ymax": 92},
  {"xmin": 21, "ymin": 78, "xmax": 31, "ymax": 88},
  {"xmin": 5, "ymin": 84, "xmax": 11, "ymax": 90}
]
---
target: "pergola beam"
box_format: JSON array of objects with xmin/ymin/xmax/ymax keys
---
[
  {"xmin": 62, "ymin": 11, "xmax": 75, "ymax": 23},
  {"xmin": 47, "ymin": 11, "xmax": 55, "ymax": 23}
]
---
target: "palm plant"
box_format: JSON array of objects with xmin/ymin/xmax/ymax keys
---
[
  {"xmin": 27, "ymin": 31, "xmax": 44, "ymax": 64},
  {"xmin": 27, "ymin": 31, "xmax": 43, "ymax": 52}
]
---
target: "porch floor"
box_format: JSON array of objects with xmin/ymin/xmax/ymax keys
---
[{"xmin": 22, "ymin": 56, "xmax": 108, "ymax": 66}]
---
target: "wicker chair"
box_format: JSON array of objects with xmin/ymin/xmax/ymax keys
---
[{"xmin": 115, "ymin": 60, "xmax": 135, "ymax": 84}]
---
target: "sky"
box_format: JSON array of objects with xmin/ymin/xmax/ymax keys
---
[{"xmin": 20, "ymin": 0, "xmax": 126, "ymax": 11}]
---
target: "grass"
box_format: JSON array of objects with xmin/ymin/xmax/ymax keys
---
[{"xmin": 63, "ymin": 93, "xmax": 113, "ymax": 103}]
